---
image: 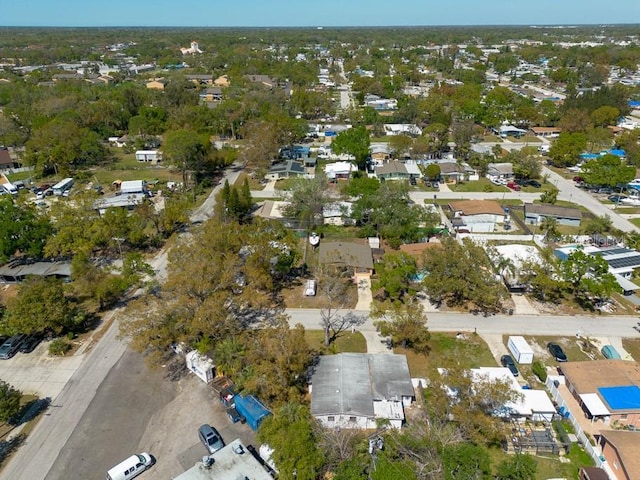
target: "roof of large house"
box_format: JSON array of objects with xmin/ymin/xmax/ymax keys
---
[
  {"xmin": 600, "ymin": 430, "xmax": 640, "ymax": 480},
  {"xmin": 530, "ymin": 126, "xmax": 562, "ymax": 133},
  {"xmin": 0, "ymin": 149, "xmax": 12, "ymax": 166},
  {"xmin": 318, "ymin": 241, "xmax": 374, "ymax": 270},
  {"xmin": 375, "ymin": 161, "xmax": 408, "ymax": 176},
  {"xmin": 487, "ymin": 162, "xmax": 514, "ymax": 175},
  {"xmin": 560, "ymin": 360, "xmax": 640, "ymax": 394},
  {"xmin": 311, "ymin": 353, "xmax": 414, "ymax": 417},
  {"xmin": 524, "ymin": 203, "xmax": 582, "ymax": 220},
  {"xmin": 448, "ymin": 200, "xmax": 505, "ymax": 216}
]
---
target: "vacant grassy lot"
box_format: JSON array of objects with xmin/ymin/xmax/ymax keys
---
[
  {"xmin": 398, "ymin": 332, "xmax": 496, "ymax": 378},
  {"xmin": 450, "ymin": 178, "xmax": 510, "ymax": 193},
  {"xmin": 304, "ymin": 330, "xmax": 367, "ymax": 355},
  {"xmin": 622, "ymin": 338, "xmax": 640, "ymax": 361}
]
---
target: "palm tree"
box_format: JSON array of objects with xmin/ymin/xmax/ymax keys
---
[
  {"xmin": 540, "ymin": 216, "xmax": 560, "ymax": 242},
  {"xmin": 214, "ymin": 337, "xmax": 245, "ymax": 377}
]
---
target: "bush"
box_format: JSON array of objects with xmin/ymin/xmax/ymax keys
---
[
  {"xmin": 49, "ymin": 339, "xmax": 72, "ymax": 356},
  {"xmin": 0, "ymin": 380, "xmax": 22, "ymax": 422},
  {"xmin": 531, "ymin": 360, "xmax": 547, "ymax": 382}
]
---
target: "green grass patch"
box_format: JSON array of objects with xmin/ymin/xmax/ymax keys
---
[
  {"xmin": 451, "ymin": 178, "xmax": 510, "ymax": 193},
  {"xmin": 486, "ymin": 445, "xmax": 593, "ymax": 479},
  {"xmin": 399, "ymin": 332, "xmax": 496, "ymax": 378},
  {"xmin": 304, "ymin": 330, "xmax": 367, "ymax": 354},
  {"xmin": 233, "ymin": 172, "xmax": 264, "ymax": 190},
  {"xmin": 509, "ymin": 135, "xmax": 542, "ymax": 143},
  {"xmin": 630, "ymin": 218, "xmax": 640, "ymax": 227},
  {"xmin": 622, "ymin": 338, "xmax": 640, "ymax": 361},
  {"xmin": 613, "ymin": 207, "xmax": 640, "ymax": 214},
  {"xmin": 524, "ymin": 335, "xmax": 594, "ymax": 363}
]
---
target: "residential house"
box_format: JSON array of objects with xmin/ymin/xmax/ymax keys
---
[
  {"xmin": 244, "ymin": 74, "xmax": 276, "ymax": 89},
  {"xmin": 487, "ymin": 162, "xmax": 514, "ymax": 179},
  {"xmin": 558, "ymin": 360, "xmax": 640, "ymax": 429},
  {"xmin": 135, "ymin": 150, "xmax": 163, "ymax": 163},
  {"xmin": 554, "ymin": 245, "xmax": 640, "ymax": 293},
  {"xmin": 185, "ymin": 74, "xmax": 213, "ymax": 85},
  {"xmin": 0, "ymin": 148, "xmax": 18, "ymax": 171},
  {"xmin": 322, "ymin": 201, "xmax": 354, "ymax": 226},
  {"xmin": 578, "ymin": 467, "xmax": 610, "ymax": 480},
  {"xmin": 530, "ymin": 126, "xmax": 562, "ymax": 138},
  {"xmin": 146, "ymin": 78, "xmax": 167, "ymax": 90},
  {"xmin": 375, "ymin": 161, "xmax": 421, "ymax": 182},
  {"xmin": 370, "ymin": 143, "xmax": 391, "ymax": 163},
  {"xmin": 266, "ymin": 160, "xmax": 306, "ymax": 180},
  {"xmin": 364, "ymin": 94, "xmax": 397, "ymax": 111},
  {"xmin": 0, "ymin": 260, "xmax": 72, "ymax": 283},
  {"xmin": 491, "ymin": 244, "xmax": 543, "ymax": 292},
  {"xmin": 524, "ymin": 203, "xmax": 582, "ymax": 227},
  {"xmin": 492, "ymin": 124, "xmax": 527, "ymax": 138},
  {"xmin": 310, "ymin": 353, "xmax": 415, "ymax": 429},
  {"xmin": 93, "ymin": 194, "xmax": 147, "ymax": 216},
  {"xmin": 599, "ymin": 430, "xmax": 640, "ymax": 480},
  {"xmin": 324, "ymin": 161, "xmax": 357, "ymax": 180},
  {"xmin": 199, "ymin": 87, "xmax": 223, "ymax": 103},
  {"xmin": 174, "ymin": 439, "xmax": 272, "ymax": 480},
  {"xmin": 448, "ymin": 200, "xmax": 507, "ymax": 233},
  {"xmin": 383, "ymin": 124, "xmax": 422, "ymax": 136},
  {"xmin": 318, "ymin": 241, "xmax": 374, "ymax": 275},
  {"xmin": 52, "ymin": 73, "xmax": 83, "ymax": 82},
  {"xmin": 214, "ymin": 74, "xmax": 230, "ymax": 87},
  {"xmin": 434, "ymin": 161, "xmax": 478, "ymax": 183}
]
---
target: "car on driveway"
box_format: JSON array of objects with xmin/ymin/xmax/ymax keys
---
[
  {"xmin": 547, "ymin": 342, "xmax": 567, "ymax": 362},
  {"xmin": 500, "ymin": 355, "xmax": 519, "ymax": 377},
  {"xmin": 226, "ymin": 407, "xmax": 246, "ymax": 424},
  {"xmin": 524, "ymin": 179, "xmax": 542, "ymax": 188},
  {"xmin": 0, "ymin": 334, "xmax": 26, "ymax": 359},
  {"xmin": 19, "ymin": 335, "xmax": 41, "ymax": 354},
  {"xmin": 506, "ymin": 181, "xmax": 521, "ymax": 191},
  {"xmin": 608, "ymin": 194, "xmax": 627, "ymax": 203},
  {"xmin": 198, "ymin": 424, "xmax": 225, "ymax": 454}
]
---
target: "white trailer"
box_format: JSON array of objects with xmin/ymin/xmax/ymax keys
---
[{"xmin": 507, "ymin": 336, "xmax": 534, "ymax": 364}]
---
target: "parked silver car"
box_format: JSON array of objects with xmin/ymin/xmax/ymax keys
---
[{"xmin": 198, "ymin": 424, "xmax": 225, "ymax": 454}]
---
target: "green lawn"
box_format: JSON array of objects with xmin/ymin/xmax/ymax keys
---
[
  {"xmin": 398, "ymin": 332, "xmax": 496, "ymax": 378},
  {"xmin": 630, "ymin": 218, "xmax": 640, "ymax": 227},
  {"xmin": 450, "ymin": 178, "xmax": 510, "ymax": 193},
  {"xmin": 304, "ymin": 330, "xmax": 367, "ymax": 355}
]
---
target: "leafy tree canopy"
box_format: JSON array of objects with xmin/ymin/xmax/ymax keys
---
[
  {"xmin": 0, "ymin": 197, "xmax": 52, "ymax": 262},
  {"xmin": 581, "ymin": 153, "xmax": 635, "ymax": 188},
  {"xmin": 331, "ymin": 126, "xmax": 371, "ymax": 170}
]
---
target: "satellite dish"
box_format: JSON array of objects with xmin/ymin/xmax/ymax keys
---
[{"xmin": 309, "ymin": 232, "xmax": 320, "ymax": 246}]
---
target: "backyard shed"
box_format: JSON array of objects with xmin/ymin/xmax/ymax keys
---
[{"xmin": 507, "ymin": 336, "xmax": 534, "ymax": 364}]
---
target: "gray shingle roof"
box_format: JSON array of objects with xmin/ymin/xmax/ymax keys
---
[{"xmin": 311, "ymin": 353, "xmax": 413, "ymax": 417}]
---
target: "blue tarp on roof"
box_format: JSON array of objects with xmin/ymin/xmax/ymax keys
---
[
  {"xmin": 629, "ymin": 101, "xmax": 640, "ymax": 108},
  {"xmin": 580, "ymin": 153, "xmax": 599, "ymax": 160},
  {"xmin": 609, "ymin": 149, "xmax": 626, "ymax": 157},
  {"xmin": 598, "ymin": 385, "xmax": 640, "ymax": 410}
]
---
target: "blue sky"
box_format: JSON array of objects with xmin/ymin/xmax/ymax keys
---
[{"xmin": 2, "ymin": 0, "xmax": 640, "ymax": 27}]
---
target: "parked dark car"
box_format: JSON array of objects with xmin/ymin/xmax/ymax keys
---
[
  {"xmin": 19, "ymin": 335, "xmax": 41, "ymax": 354},
  {"xmin": 198, "ymin": 424, "xmax": 224, "ymax": 454},
  {"xmin": 0, "ymin": 334, "xmax": 27, "ymax": 359},
  {"xmin": 524, "ymin": 179, "xmax": 542, "ymax": 188},
  {"xmin": 500, "ymin": 355, "xmax": 519, "ymax": 377},
  {"xmin": 547, "ymin": 342, "xmax": 568, "ymax": 362},
  {"xmin": 597, "ymin": 187, "xmax": 614, "ymax": 195},
  {"xmin": 608, "ymin": 194, "xmax": 627, "ymax": 203},
  {"xmin": 226, "ymin": 407, "xmax": 246, "ymax": 424}
]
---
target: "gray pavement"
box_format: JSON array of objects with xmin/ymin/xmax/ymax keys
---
[{"xmin": 543, "ymin": 166, "xmax": 639, "ymax": 233}]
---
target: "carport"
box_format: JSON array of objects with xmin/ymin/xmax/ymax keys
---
[{"xmin": 579, "ymin": 393, "xmax": 611, "ymax": 422}]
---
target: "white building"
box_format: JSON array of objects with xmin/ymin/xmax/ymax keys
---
[
  {"xmin": 310, "ymin": 353, "xmax": 415, "ymax": 430},
  {"xmin": 135, "ymin": 150, "xmax": 162, "ymax": 163}
]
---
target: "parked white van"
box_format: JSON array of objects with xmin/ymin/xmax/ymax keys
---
[
  {"xmin": 304, "ymin": 279, "xmax": 317, "ymax": 296},
  {"xmin": 106, "ymin": 453, "xmax": 153, "ymax": 480}
]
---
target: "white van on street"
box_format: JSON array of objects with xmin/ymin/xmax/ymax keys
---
[{"xmin": 106, "ymin": 453, "xmax": 153, "ymax": 480}]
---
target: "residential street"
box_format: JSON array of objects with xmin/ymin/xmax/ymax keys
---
[{"xmin": 0, "ymin": 166, "xmax": 242, "ymax": 480}]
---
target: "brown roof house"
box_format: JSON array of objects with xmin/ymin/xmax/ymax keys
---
[
  {"xmin": 524, "ymin": 203, "xmax": 582, "ymax": 227},
  {"xmin": 318, "ymin": 242, "xmax": 374, "ymax": 276},
  {"xmin": 448, "ymin": 200, "xmax": 507, "ymax": 233},
  {"xmin": 599, "ymin": 430, "xmax": 640, "ymax": 480},
  {"xmin": 559, "ymin": 360, "xmax": 640, "ymax": 429}
]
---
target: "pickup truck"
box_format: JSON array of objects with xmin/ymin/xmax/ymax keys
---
[{"xmin": 211, "ymin": 376, "xmax": 236, "ymax": 407}]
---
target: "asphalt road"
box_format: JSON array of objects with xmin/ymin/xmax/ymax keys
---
[
  {"xmin": 285, "ymin": 308, "xmax": 640, "ymax": 339},
  {"xmin": 44, "ymin": 348, "xmax": 175, "ymax": 480},
  {"xmin": 0, "ymin": 166, "xmax": 239, "ymax": 480}
]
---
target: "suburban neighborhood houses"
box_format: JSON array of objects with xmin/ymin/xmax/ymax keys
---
[{"xmin": 1, "ymin": 20, "xmax": 640, "ymax": 480}]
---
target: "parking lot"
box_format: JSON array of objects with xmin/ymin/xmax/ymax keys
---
[{"xmin": 43, "ymin": 350, "xmax": 257, "ymax": 480}]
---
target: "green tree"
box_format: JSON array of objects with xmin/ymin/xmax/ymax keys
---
[
  {"xmin": 373, "ymin": 301, "xmax": 430, "ymax": 353},
  {"xmin": 582, "ymin": 214, "xmax": 614, "ymax": 235},
  {"xmin": 423, "ymin": 163, "xmax": 442, "ymax": 182},
  {"xmin": 539, "ymin": 216, "xmax": 560, "ymax": 242},
  {"xmin": 2, "ymin": 277, "xmax": 83, "ymax": 335},
  {"xmin": 495, "ymin": 453, "xmax": 537, "ymax": 480},
  {"xmin": 280, "ymin": 175, "xmax": 332, "ymax": 230},
  {"xmin": 388, "ymin": 134, "xmax": 413, "ymax": 159},
  {"xmin": 590, "ymin": 106, "xmax": 620, "ymax": 127},
  {"xmin": 163, "ymin": 128, "xmax": 215, "ymax": 186},
  {"xmin": 0, "ymin": 381, "xmax": 22, "ymax": 423},
  {"xmin": 372, "ymin": 251, "xmax": 418, "ymax": 301},
  {"xmin": 331, "ymin": 126, "xmax": 371, "ymax": 170},
  {"xmin": 510, "ymin": 151, "xmax": 541, "ymax": 180},
  {"xmin": 0, "ymin": 197, "xmax": 52, "ymax": 262},
  {"xmin": 257, "ymin": 403, "xmax": 324, "ymax": 480},
  {"xmin": 539, "ymin": 188, "xmax": 558, "ymax": 205},
  {"xmin": 421, "ymin": 237, "xmax": 506, "ymax": 313},
  {"xmin": 559, "ymin": 247, "xmax": 620, "ymax": 302},
  {"xmin": 548, "ymin": 132, "xmax": 587, "ymax": 167},
  {"xmin": 442, "ymin": 443, "xmax": 491, "ymax": 480},
  {"xmin": 581, "ymin": 154, "xmax": 635, "ymax": 189}
]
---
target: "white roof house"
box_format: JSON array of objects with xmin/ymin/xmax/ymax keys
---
[
  {"xmin": 175, "ymin": 439, "xmax": 272, "ymax": 480},
  {"xmin": 324, "ymin": 161, "xmax": 357, "ymax": 179},
  {"xmin": 310, "ymin": 353, "xmax": 415, "ymax": 430}
]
